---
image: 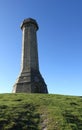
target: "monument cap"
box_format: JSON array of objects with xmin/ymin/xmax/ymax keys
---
[{"xmin": 21, "ymin": 18, "xmax": 39, "ymax": 30}]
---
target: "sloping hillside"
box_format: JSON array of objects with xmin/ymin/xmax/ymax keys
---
[{"xmin": 0, "ymin": 93, "xmax": 82, "ymax": 130}]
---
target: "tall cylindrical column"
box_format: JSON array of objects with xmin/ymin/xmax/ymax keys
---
[
  {"xmin": 21, "ymin": 18, "xmax": 39, "ymax": 72},
  {"xmin": 12, "ymin": 18, "xmax": 48, "ymax": 93}
]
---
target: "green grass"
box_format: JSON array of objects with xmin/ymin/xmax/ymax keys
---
[{"xmin": 0, "ymin": 94, "xmax": 82, "ymax": 130}]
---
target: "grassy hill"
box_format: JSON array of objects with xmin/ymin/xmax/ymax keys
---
[{"xmin": 0, "ymin": 94, "xmax": 82, "ymax": 130}]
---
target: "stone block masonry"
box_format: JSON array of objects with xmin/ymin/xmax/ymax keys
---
[{"xmin": 12, "ymin": 18, "xmax": 48, "ymax": 93}]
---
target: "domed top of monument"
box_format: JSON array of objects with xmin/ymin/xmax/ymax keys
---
[{"xmin": 21, "ymin": 18, "xmax": 39, "ymax": 30}]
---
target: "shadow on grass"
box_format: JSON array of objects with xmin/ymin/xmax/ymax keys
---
[
  {"xmin": 0, "ymin": 103, "xmax": 40, "ymax": 130},
  {"xmin": 63, "ymin": 110, "xmax": 82, "ymax": 130}
]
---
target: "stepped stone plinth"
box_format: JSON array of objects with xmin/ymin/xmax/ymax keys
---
[{"xmin": 12, "ymin": 18, "xmax": 48, "ymax": 93}]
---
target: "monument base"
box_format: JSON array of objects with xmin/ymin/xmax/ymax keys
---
[{"xmin": 12, "ymin": 70, "xmax": 48, "ymax": 93}]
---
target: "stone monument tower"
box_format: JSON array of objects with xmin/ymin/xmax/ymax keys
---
[{"xmin": 12, "ymin": 18, "xmax": 48, "ymax": 93}]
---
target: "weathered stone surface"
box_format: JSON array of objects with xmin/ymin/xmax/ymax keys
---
[{"xmin": 12, "ymin": 18, "xmax": 48, "ymax": 93}]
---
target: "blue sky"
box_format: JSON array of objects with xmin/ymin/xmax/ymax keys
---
[{"xmin": 0, "ymin": 0, "xmax": 82, "ymax": 95}]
